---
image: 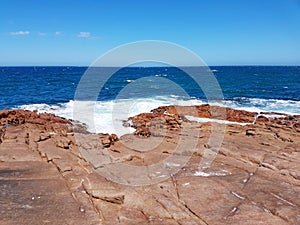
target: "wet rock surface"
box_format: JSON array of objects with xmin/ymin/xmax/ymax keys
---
[
  {"xmin": 152, "ymin": 104, "xmax": 258, "ymax": 123},
  {"xmin": 0, "ymin": 108, "xmax": 299, "ymax": 224}
]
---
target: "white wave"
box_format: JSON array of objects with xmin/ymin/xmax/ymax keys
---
[
  {"xmin": 154, "ymin": 74, "xmax": 168, "ymax": 77},
  {"xmin": 17, "ymin": 96, "xmax": 299, "ymax": 136},
  {"xmin": 222, "ymin": 98, "xmax": 300, "ymax": 115},
  {"xmin": 17, "ymin": 97, "xmax": 205, "ymax": 136}
]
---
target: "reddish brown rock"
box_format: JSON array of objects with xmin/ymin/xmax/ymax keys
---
[
  {"xmin": 128, "ymin": 111, "xmax": 182, "ymax": 137},
  {"xmin": 152, "ymin": 104, "xmax": 258, "ymax": 123},
  {"xmin": 0, "ymin": 110, "xmax": 72, "ymax": 136},
  {"xmin": 0, "ymin": 127, "xmax": 5, "ymax": 143},
  {"xmin": 245, "ymin": 129, "xmax": 257, "ymax": 136},
  {"xmin": 0, "ymin": 109, "xmax": 71, "ymax": 126},
  {"xmin": 99, "ymin": 133, "xmax": 119, "ymax": 148},
  {"xmin": 0, "ymin": 108, "xmax": 299, "ymax": 225},
  {"xmin": 134, "ymin": 126, "xmax": 151, "ymax": 137}
]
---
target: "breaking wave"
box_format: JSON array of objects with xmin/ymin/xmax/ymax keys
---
[{"xmin": 18, "ymin": 96, "xmax": 300, "ymax": 136}]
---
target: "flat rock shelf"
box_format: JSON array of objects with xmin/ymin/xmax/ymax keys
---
[{"xmin": 0, "ymin": 107, "xmax": 299, "ymax": 225}]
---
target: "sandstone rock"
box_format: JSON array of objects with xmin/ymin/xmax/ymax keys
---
[
  {"xmin": 110, "ymin": 133, "xmax": 119, "ymax": 142},
  {"xmin": 92, "ymin": 191, "xmax": 125, "ymax": 204},
  {"xmin": 290, "ymin": 171, "xmax": 300, "ymax": 180},
  {"xmin": 129, "ymin": 112, "xmax": 182, "ymax": 137},
  {"xmin": 100, "ymin": 133, "xmax": 119, "ymax": 148},
  {"xmin": 39, "ymin": 132, "xmax": 51, "ymax": 141},
  {"xmin": 0, "ymin": 127, "xmax": 5, "ymax": 143},
  {"xmin": 246, "ymin": 129, "xmax": 257, "ymax": 136},
  {"xmin": 1, "ymin": 108, "xmax": 300, "ymax": 225},
  {"xmin": 0, "ymin": 110, "xmax": 71, "ymax": 126},
  {"xmin": 55, "ymin": 136, "xmax": 72, "ymax": 149},
  {"xmin": 134, "ymin": 126, "xmax": 151, "ymax": 137},
  {"xmin": 275, "ymin": 131, "xmax": 293, "ymax": 142},
  {"xmin": 256, "ymin": 115, "xmax": 269, "ymax": 123},
  {"xmin": 154, "ymin": 104, "xmax": 258, "ymax": 123},
  {"xmin": 101, "ymin": 136, "xmax": 111, "ymax": 147}
]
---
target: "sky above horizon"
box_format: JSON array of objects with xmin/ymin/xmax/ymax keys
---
[{"xmin": 1, "ymin": 0, "xmax": 300, "ymax": 66}]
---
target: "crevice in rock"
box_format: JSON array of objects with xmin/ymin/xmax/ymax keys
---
[
  {"xmin": 270, "ymin": 192, "xmax": 297, "ymax": 207},
  {"xmin": 24, "ymin": 129, "xmax": 103, "ymax": 223},
  {"xmin": 152, "ymin": 195, "xmax": 180, "ymax": 224},
  {"xmin": 171, "ymin": 175, "xmax": 209, "ymax": 225},
  {"xmin": 140, "ymin": 209, "xmax": 149, "ymax": 221},
  {"xmin": 275, "ymin": 132, "xmax": 293, "ymax": 143},
  {"xmin": 225, "ymin": 204, "xmax": 241, "ymax": 219},
  {"xmin": 0, "ymin": 127, "xmax": 5, "ymax": 143},
  {"xmin": 170, "ymin": 174, "xmax": 180, "ymax": 201},
  {"xmin": 182, "ymin": 202, "xmax": 209, "ymax": 225},
  {"xmin": 91, "ymin": 194, "xmax": 125, "ymax": 205},
  {"xmin": 261, "ymin": 203, "xmax": 289, "ymax": 222},
  {"xmin": 260, "ymin": 162, "xmax": 278, "ymax": 171},
  {"xmin": 241, "ymin": 149, "xmax": 270, "ymax": 190},
  {"xmin": 81, "ymin": 180, "xmax": 104, "ymax": 221}
]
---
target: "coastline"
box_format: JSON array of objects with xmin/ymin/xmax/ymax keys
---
[{"xmin": 0, "ymin": 105, "xmax": 299, "ymax": 224}]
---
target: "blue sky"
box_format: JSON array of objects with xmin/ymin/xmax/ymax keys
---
[{"xmin": 1, "ymin": 0, "xmax": 300, "ymax": 66}]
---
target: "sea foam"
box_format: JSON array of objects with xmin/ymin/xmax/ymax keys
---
[{"xmin": 18, "ymin": 96, "xmax": 299, "ymax": 136}]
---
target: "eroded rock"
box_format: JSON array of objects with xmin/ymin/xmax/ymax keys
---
[
  {"xmin": 99, "ymin": 133, "xmax": 119, "ymax": 148},
  {"xmin": 0, "ymin": 108, "xmax": 299, "ymax": 225}
]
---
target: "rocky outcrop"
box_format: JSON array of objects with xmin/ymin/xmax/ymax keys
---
[
  {"xmin": 129, "ymin": 105, "xmax": 300, "ymax": 140},
  {"xmin": 0, "ymin": 110, "xmax": 72, "ymax": 134},
  {"xmin": 152, "ymin": 104, "xmax": 258, "ymax": 123},
  {"xmin": 0, "ymin": 109, "xmax": 71, "ymax": 125},
  {"xmin": 99, "ymin": 133, "xmax": 119, "ymax": 148},
  {"xmin": 128, "ymin": 112, "xmax": 182, "ymax": 137},
  {"xmin": 0, "ymin": 108, "xmax": 299, "ymax": 225}
]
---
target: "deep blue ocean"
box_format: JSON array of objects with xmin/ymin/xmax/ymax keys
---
[{"xmin": 0, "ymin": 66, "xmax": 299, "ymax": 134}]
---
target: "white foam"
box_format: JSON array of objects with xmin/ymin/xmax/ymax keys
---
[
  {"xmin": 154, "ymin": 74, "xmax": 168, "ymax": 77},
  {"xmin": 222, "ymin": 98, "xmax": 300, "ymax": 115},
  {"xmin": 185, "ymin": 115, "xmax": 252, "ymax": 126},
  {"xmin": 17, "ymin": 97, "xmax": 204, "ymax": 136},
  {"xmin": 194, "ymin": 170, "xmax": 230, "ymax": 177},
  {"xmin": 261, "ymin": 114, "xmax": 286, "ymax": 119},
  {"xmin": 17, "ymin": 96, "xmax": 299, "ymax": 136}
]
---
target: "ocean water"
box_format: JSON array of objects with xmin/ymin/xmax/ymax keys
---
[{"xmin": 0, "ymin": 66, "xmax": 299, "ymax": 134}]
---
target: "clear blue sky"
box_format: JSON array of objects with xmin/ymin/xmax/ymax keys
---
[{"xmin": 1, "ymin": 0, "xmax": 300, "ymax": 66}]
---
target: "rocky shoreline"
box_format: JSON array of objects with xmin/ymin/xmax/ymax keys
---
[{"xmin": 0, "ymin": 106, "xmax": 299, "ymax": 224}]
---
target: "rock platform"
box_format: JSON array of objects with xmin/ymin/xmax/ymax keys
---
[{"xmin": 0, "ymin": 107, "xmax": 299, "ymax": 224}]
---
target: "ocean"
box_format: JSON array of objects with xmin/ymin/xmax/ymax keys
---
[{"xmin": 0, "ymin": 66, "xmax": 299, "ymax": 134}]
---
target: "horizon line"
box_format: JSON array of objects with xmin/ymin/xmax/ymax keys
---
[{"xmin": 0, "ymin": 64, "xmax": 299, "ymax": 67}]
